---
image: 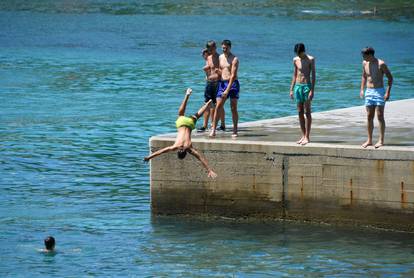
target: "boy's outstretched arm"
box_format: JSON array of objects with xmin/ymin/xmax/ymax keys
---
[
  {"xmin": 188, "ymin": 147, "xmax": 217, "ymax": 179},
  {"xmin": 144, "ymin": 145, "xmax": 178, "ymax": 161}
]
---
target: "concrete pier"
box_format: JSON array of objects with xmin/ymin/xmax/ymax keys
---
[{"xmin": 149, "ymin": 99, "xmax": 414, "ymax": 232}]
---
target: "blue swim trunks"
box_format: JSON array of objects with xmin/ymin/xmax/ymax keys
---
[
  {"xmin": 294, "ymin": 83, "xmax": 311, "ymax": 104},
  {"xmin": 365, "ymin": 87, "xmax": 385, "ymax": 106},
  {"xmin": 217, "ymin": 80, "xmax": 240, "ymax": 99}
]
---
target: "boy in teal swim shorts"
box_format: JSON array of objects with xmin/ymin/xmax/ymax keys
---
[
  {"xmin": 144, "ymin": 88, "xmax": 217, "ymax": 178},
  {"xmin": 289, "ymin": 43, "xmax": 316, "ymax": 145}
]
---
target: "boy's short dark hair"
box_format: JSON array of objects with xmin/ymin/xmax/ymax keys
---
[
  {"xmin": 361, "ymin": 47, "xmax": 375, "ymax": 56},
  {"xmin": 177, "ymin": 149, "xmax": 187, "ymax": 159},
  {"xmin": 294, "ymin": 43, "xmax": 306, "ymax": 54},
  {"xmin": 221, "ymin": 39, "xmax": 232, "ymax": 47},
  {"xmin": 202, "ymin": 48, "xmax": 209, "ymax": 56},
  {"xmin": 44, "ymin": 236, "xmax": 55, "ymax": 250},
  {"xmin": 206, "ymin": 40, "xmax": 216, "ymax": 49}
]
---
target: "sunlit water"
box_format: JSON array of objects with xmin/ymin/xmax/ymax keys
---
[{"xmin": 1, "ymin": 1, "xmax": 414, "ymax": 276}]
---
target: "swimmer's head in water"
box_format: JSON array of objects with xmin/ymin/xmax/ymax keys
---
[
  {"xmin": 44, "ymin": 236, "xmax": 55, "ymax": 251},
  {"xmin": 294, "ymin": 43, "xmax": 305, "ymax": 55},
  {"xmin": 177, "ymin": 149, "xmax": 187, "ymax": 159}
]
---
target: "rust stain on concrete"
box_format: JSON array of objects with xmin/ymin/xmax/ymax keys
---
[
  {"xmin": 401, "ymin": 181, "xmax": 407, "ymax": 209},
  {"xmin": 377, "ymin": 160, "xmax": 385, "ymax": 174},
  {"xmin": 300, "ymin": 176, "xmax": 304, "ymax": 200},
  {"xmin": 252, "ymin": 174, "xmax": 256, "ymax": 191}
]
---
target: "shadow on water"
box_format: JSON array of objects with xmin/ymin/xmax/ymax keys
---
[
  {"xmin": 150, "ymin": 214, "xmax": 414, "ymax": 241},
  {"xmin": 145, "ymin": 215, "xmax": 414, "ymax": 276}
]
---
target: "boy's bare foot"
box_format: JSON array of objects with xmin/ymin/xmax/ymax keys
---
[
  {"xmin": 231, "ymin": 132, "xmax": 238, "ymax": 139},
  {"xmin": 296, "ymin": 137, "xmax": 305, "ymax": 144},
  {"xmin": 361, "ymin": 140, "xmax": 372, "ymax": 148},
  {"xmin": 374, "ymin": 142, "xmax": 384, "ymax": 149},
  {"xmin": 209, "ymin": 129, "xmax": 216, "ymax": 137},
  {"xmin": 300, "ymin": 138, "xmax": 309, "ymax": 145},
  {"xmin": 186, "ymin": 88, "xmax": 192, "ymax": 96}
]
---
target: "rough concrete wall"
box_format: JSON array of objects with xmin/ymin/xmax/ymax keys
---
[
  {"xmin": 150, "ymin": 139, "xmax": 285, "ymax": 217},
  {"xmin": 285, "ymin": 155, "xmax": 414, "ymax": 230},
  {"xmin": 150, "ymin": 137, "xmax": 414, "ymax": 231}
]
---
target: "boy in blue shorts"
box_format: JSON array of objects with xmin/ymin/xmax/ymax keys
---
[
  {"xmin": 360, "ymin": 47, "xmax": 393, "ymax": 148},
  {"xmin": 209, "ymin": 40, "xmax": 240, "ymax": 138}
]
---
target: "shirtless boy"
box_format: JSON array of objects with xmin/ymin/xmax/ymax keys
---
[
  {"xmin": 199, "ymin": 41, "xmax": 225, "ymax": 132},
  {"xmin": 360, "ymin": 47, "xmax": 393, "ymax": 149},
  {"xmin": 210, "ymin": 39, "xmax": 240, "ymax": 137},
  {"xmin": 289, "ymin": 43, "xmax": 316, "ymax": 146},
  {"xmin": 144, "ymin": 88, "xmax": 217, "ymax": 178}
]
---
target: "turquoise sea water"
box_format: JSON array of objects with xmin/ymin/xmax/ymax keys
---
[{"xmin": 1, "ymin": 1, "xmax": 414, "ymax": 276}]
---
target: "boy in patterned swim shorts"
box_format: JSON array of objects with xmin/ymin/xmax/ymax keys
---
[{"xmin": 360, "ymin": 46, "xmax": 393, "ymax": 149}]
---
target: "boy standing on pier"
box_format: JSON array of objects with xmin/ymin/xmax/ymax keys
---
[
  {"xmin": 198, "ymin": 41, "xmax": 225, "ymax": 132},
  {"xmin": 360, "ymin": 46, "xmax": 393, "ymax": 149},
  {"xmin": 289, "ymin": 43, "xmax": 316, "ymax": 145},
  {"xmin": 209, "ymin": 39, "xmax": 240, "ymax": 138}
]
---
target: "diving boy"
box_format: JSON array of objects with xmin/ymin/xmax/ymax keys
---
[{"xmin": 144, "ymin": 88, "xmax": 217, "ymax": 178}]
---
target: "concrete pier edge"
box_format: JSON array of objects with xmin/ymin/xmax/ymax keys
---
[{"xmin": 149, "ymin": 99, "xmax": 414, "ymax": 232}]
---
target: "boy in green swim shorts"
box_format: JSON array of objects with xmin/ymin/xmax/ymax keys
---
[
  {"xmin": 144, "ymin": 88, "xmax": 217, "ymax": 178},
  {"xmin": 289, "ymin": 43, "xmax": 316, "ymax": 145}
]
